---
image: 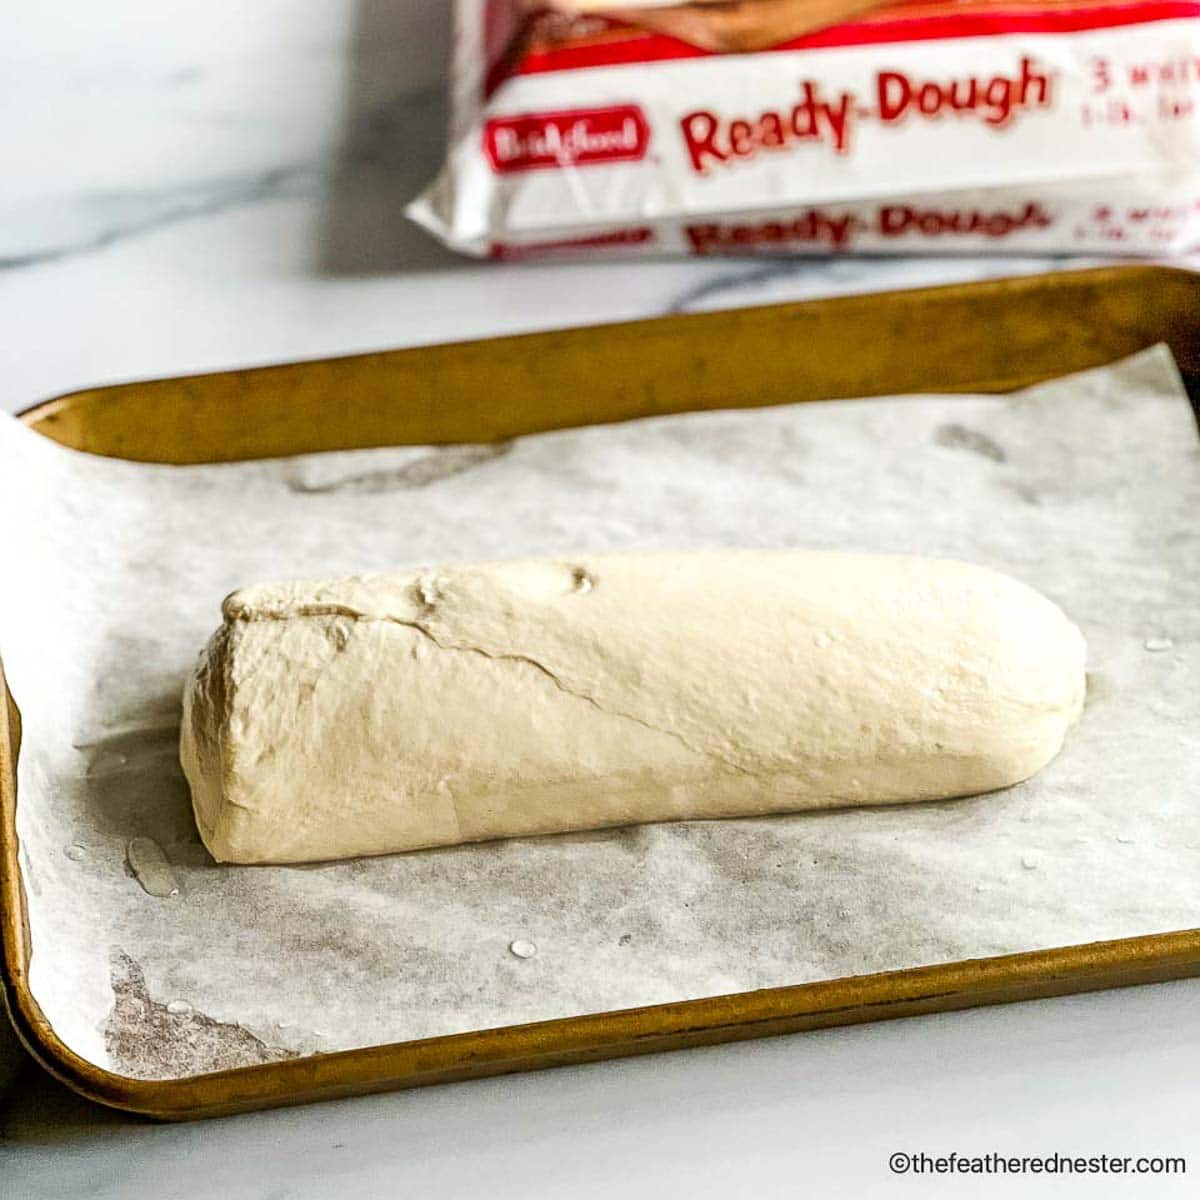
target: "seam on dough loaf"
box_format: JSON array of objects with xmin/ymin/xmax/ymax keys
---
[{"xmin": 224, "ymin": 600, "xmax": 753, "ymax": 779}]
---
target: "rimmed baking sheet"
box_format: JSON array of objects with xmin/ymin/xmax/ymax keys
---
[{"xmin": 1, "ymin": 345, "xmax": 1197, "ymax": 1083}]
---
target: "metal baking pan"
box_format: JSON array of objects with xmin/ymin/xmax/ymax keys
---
[{"xmin": 3, "ymin": 264, "xmax": 1200, "ymax": 1120}]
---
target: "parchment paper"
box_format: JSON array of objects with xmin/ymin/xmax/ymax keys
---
[{"xmin": 1, "ymin": 347, "xmax": 1197, "ymax": 1079}]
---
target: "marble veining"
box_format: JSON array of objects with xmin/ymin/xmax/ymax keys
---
[{"xmin": 0, "ymin": 165, "xmax": 319, "ymax": 271}]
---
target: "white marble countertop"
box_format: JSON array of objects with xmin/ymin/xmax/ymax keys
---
[{"xmin": 1, "ymin": 2, "xmax": 1198, "ymax": 1196}]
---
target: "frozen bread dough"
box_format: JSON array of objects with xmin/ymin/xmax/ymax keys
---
[{"xmin": 180, "ymin": 551, "xmax": 1087, "ymax": 864}]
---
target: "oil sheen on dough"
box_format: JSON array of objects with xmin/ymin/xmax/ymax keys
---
[{"xmin": 180, "ymin": 551, "xmax": 1087, "ymax": 865}]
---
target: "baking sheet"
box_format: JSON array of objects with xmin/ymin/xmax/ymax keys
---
[{"xmin": 1, "ymin": 346, "xmax": 1197, "ymax": 1080}]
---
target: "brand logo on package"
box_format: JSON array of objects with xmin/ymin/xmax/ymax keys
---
[
  {"xmin": 679, "ymin": 58, "xmax": 1054, "ymax": 172},
  {"xmin": 483, "ymin": 106, "xmax": 650, "ymax": 173}
]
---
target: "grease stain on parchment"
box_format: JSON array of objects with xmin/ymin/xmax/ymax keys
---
[
  {"xmin": 103, "ymin": 951, "xmax": 298, "ymax": 1079},
  {"xmin": 934, "ymin": 423, "xmax": 1007, "ymax": 463},
  {"xmin": 286, "ymin": 443, "xmax": 511, "ymax": 494}
]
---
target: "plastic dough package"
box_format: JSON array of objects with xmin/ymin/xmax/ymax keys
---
[
  {"xmin": 409, "ymin": 0, "xmax": 1200, "ymax": 258},
  {"xmin": 1, "ymin": 347, "xmax": 1198, "ymax": 1080}
]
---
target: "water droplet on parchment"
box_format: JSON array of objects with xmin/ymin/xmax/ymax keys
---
[
  {"xmin": 1144, "ymin": 637, "xmax": 1173, "ymax": 652},
  {"xmin": 509, "ymin": 939, "xmax": 537, "ymax": 959},
  {"xmin": 126, "ymin": 837, "xmax": 180, "ymax": 898},
  {"xmin": 63, "ymin": 844, "xmax": 87, "ymax": 862},
  {"xmin": 166, "ymin": 999, "xmax": 192, "ymax": 1016}
]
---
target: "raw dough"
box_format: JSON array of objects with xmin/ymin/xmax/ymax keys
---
[{"xmin": 180, "ymin": 551, "xmax": 1087, "ymax": 864}]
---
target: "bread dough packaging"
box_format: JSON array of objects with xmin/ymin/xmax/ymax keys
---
[
  {"xmin": 408, "ymin": 1, "xmax": 1200, "ymax": 258},
  {"xmin": 180, "ymin": 551, "xmax": 1087, "ymax": 864}
]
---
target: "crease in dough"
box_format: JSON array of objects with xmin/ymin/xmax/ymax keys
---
[{"xmin": 235, "ymin": 595, "xmax": 756, "ymax": 778}]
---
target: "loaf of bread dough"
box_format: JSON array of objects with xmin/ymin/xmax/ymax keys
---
[{"xmin": 180, "ymin": 551, "xmax": 1086, "ymax": 864}]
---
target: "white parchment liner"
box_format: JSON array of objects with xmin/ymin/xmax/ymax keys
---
[{"xmin": 1, "ymin": 347, "xmax": 1197, "ymax": 1078}]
